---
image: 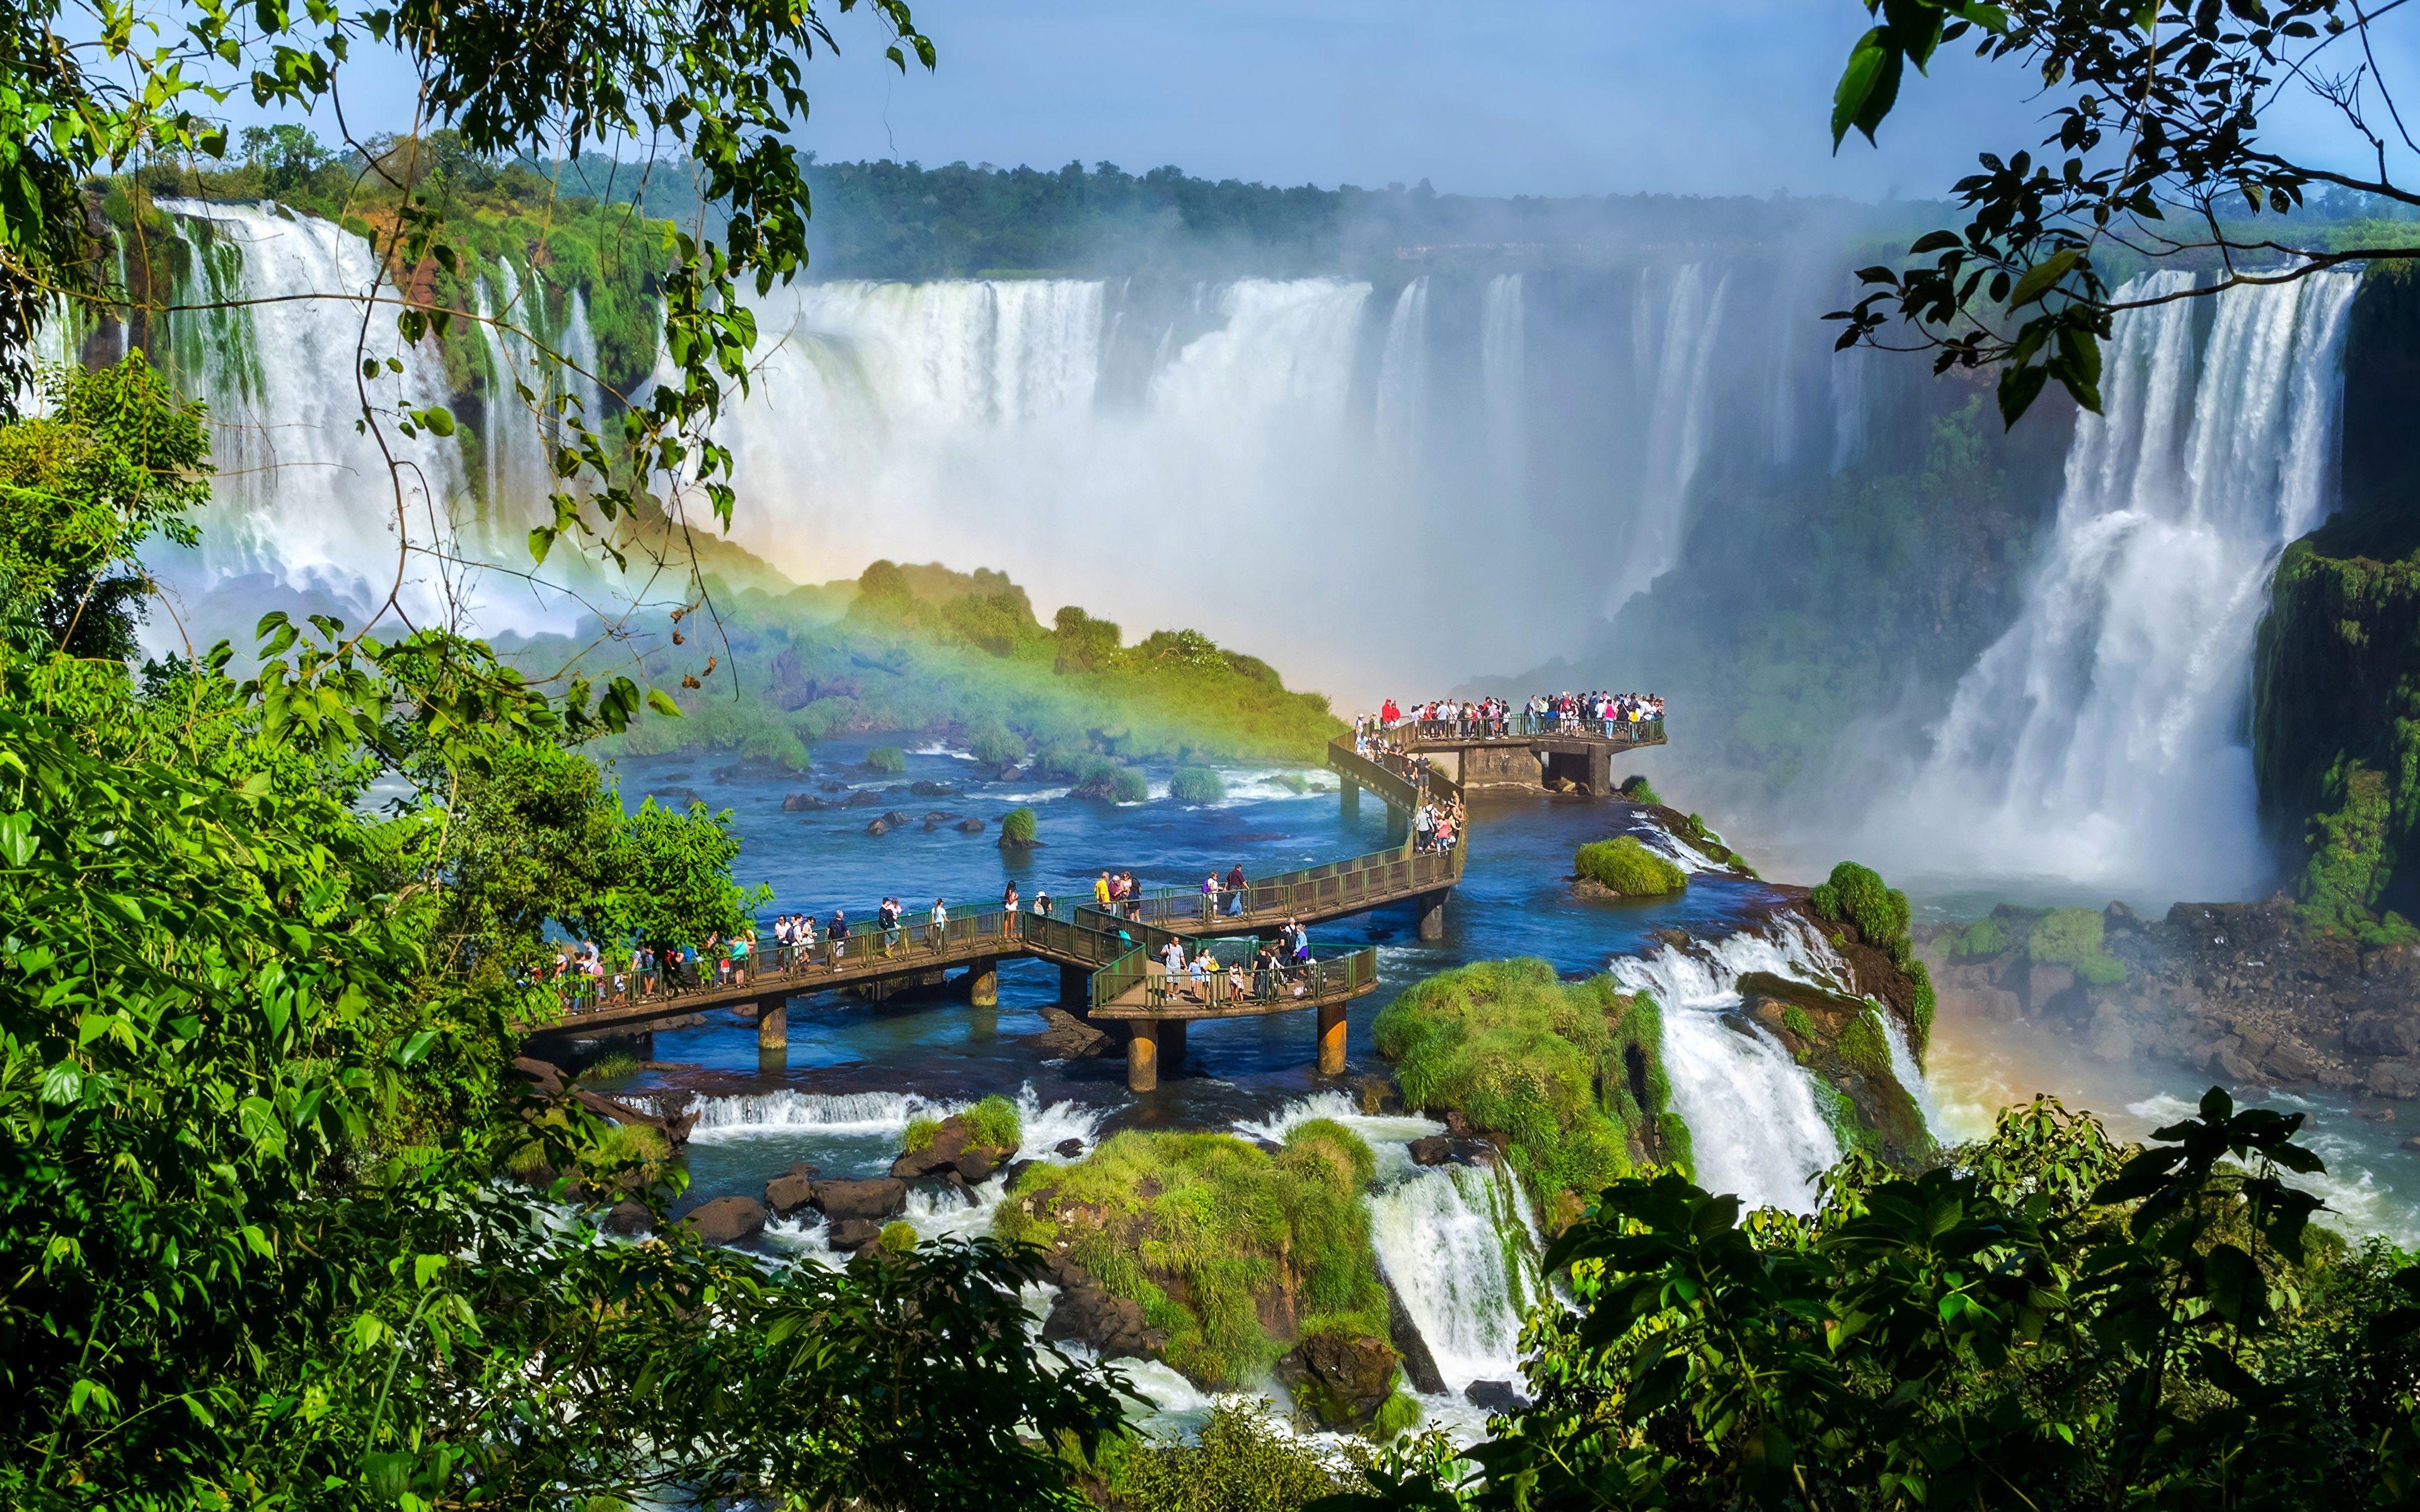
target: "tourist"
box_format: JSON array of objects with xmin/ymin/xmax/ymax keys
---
[
  {"xmin": 1226, "ymin": 955, "xmax": 1250, "ymax": 998},
  {"xmin": 1034, "ymin": 885, "xmax": 1053, "ymax": 916},
  {"xmin": 1094, "ymin": 871, "xmax": 1112, "ymax": 910},
  {"xmin": 829, "ymin": 907, "xmax": 848, "ymax": 961},
  {"xmin": 928, "ymin": 896, "xmax": 948, "ymax": 948},
  {"xmin": 795, "ymin": 913, "xmax": 815, "ymax": 959},
  {"xmin": 1201, "ymin": 871, "xmax": 1220, "ymax": 918},
  {"xmin": 1224, "ymin": 862, "xmax": 1247, "ymax": 917},
  {"xmin": 1003, "ymin": 881, "xmax": 1020, "ymax": 915},
  {"xmin": 1159, "ymin": 937, "xmax": 1186, "ymax": 992},
  {"xmin": 1189, "ymin": 946, "xmax": 1214, "ymax": 999}
]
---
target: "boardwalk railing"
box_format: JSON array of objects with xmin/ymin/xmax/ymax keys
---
[
  {"xmin": 1098, "ymin": 941, "xmax": 1380, "ymax": 1017},
  {"xmin": 1383, "ymin": 714, "xmax": 1667, "ymax": 745},
  {"xmin": 1327, "ymin": 738, "xmax": 1423, "ymax": 811}
]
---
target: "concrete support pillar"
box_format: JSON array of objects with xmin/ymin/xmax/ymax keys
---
[
  {"xmin": 967, "ymin": 958, "xmax": 998, "ymax": 1007},
  {"xmin": 1060, "ymin": 963, "xmax": 1090, "ymax": 1005},
  {"xmin": 1589, "ymin": 748, "xmax": 1613, "ymax": 796},
  {"xmin": 1161, "ymin": 1017, "xmax": 1189, "ymax": 1067},
  {"xmin": 1386, "ymin": 803, "xmax": 1408, "ymax": 844},
  {"xmin": 1340, "ymin": 779, "xmax": 1360, "ymax": 824},
  {"xmin": 758, "ymin": 999, "xmax": 788, "ymax": 1050},
  {"xmin": 1126, "ymin": 1021, "xmax": 1160, "ymax": 1092},
  {"xmin": 1416, "ymin": 889, "xmax": 1449, "ymax": 941},
  {"xmin": 1317, "ymin": 999, "xmax": 1347, "ymax": 1076}
]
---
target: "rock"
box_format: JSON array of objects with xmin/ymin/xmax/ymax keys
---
[
  {"xmin": 1463, "ymin": 1380, "xmax": 1526, "ymax": 1414},
  {"xmin": 1034, "ymin": 1006, "xmax": 1111, "ymax": 1060},
  {"xmin": 882, "ymin": 810, "xmax": 911, "ymax": 828},
  {"xmin": 512, "ymin": 1056, "xmax": 567, "ymax": 1099},
  {"xmin": 2348, "ymin": 1013, "xmax": 2420, "ymax": 1058},
  {"xmin": 996, "ymin": 764, "xmax": 1024, "ymax": 782},
  {"xmin": 865, "ymin": 817, "xmax": 893, "ymax": 837},
  {"xmin": 957, "ymin": 817, "xmax": 986, "ymax": 833},
  {"xmin": 826, "ymin": 1217, "xmax": 882, "ymax": 1252},
  {"xmin": 890, "ymin": 1113, "xmax": 1018, "ymax": 1182},
  {"xmin": 1055, "ymin": 1138, "xmax": 1085, "ymax": 1158},
  {"xmin": 2090, "ymin": 1020, "xmax": 2134, "ymax": 1064},
  {"xmin": 2024, "ymin": 963, "xmax": 2075, "ymax": 1011},
  {"xmin": 1443, "ymin": 1109, "xmax": 1476, "ymax": 1139},
  {"xmin": 820, "ymin": 780, "xmax": 847, "ymax": 793},
  {"xmin": 1385, "ymin": 1276, "xmax": 1448, "ymax": 1395},
  {"xmin": 1002, "ymin": 1158, "xmax": 1037, "ymax": 1189},
  {"xmin": 2263, "ymin": 1039, "xmax": 2322, "ymax": 1082},
  {"xmin": 1275, "ymin": 1332, "xmax": 1402, "ymax": 1430},
  {"xmin": 2403, "ymin": 1135, "xmax": 2420, "ymax": 1152},
  {"xmin": 680, "ymin": 1196, "xmax": 768, "ymax": 1246},
  {"xmin": 846, "ymin": 789, "xmax": 885, "ymax": 808},
  {"xmin": 2237, "ymin": 1026, "xmax": 2278, "ymax": 1063},
  {"xmin": 1042, "ymin": 1261, "xmax": 1165, "ymax": 1361},
  {"xmin": 780, "ymin": 792, "xmax": 830, "ymax": 812},
  {"xmin": 764, "ymin": 1162, "xmax": 821, "ymax": 1217},
  {"xmin": 2364, "ymin": 1059, "xmax": 2420, "ymax": 1099},
  {"xmin": 602, "ymin": 1200, "xmax": 653, "ymax": 1236},
  {"xmin": 923, "ymin": 810, "xmax": 957, "ymax": 823},
  {"xmin": 649, "ymin": 786, "xmax": 704, "ymax": 808},
  {"xmin": 1407, "ymin": 1135, "xmax": 1453, "ymax": 1166},
  {"xmin": 2212, "ymin": 1046, "xmax": 2264, "ymax": 1084},
  {"xmin": 810, "ymin": 1177, "xmax": 908, "ymax": 1222},
  {"xmin": 911, "ymin": 779, "xmax": 955, "ymax": 797}
]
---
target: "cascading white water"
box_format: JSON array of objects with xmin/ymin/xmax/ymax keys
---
[
  {"xmin": 1608, "ymin": 263, "xmax": 1731, "ymax": 614},
  {"xmin": 1374, "ymin": 277, "xmax": 1432, "ymax": 458},
  {"xmin": 144, "ymin": 200, "xmax": 481, "ymax": 633},
  {"xmin": 1607, "ymin": 922, "xmax": 1850, "ymax": 1212},
  {"xmin": 1366, "ymin": 1161, "xmax": 1542, "ymax": 1391},
  {"xmin": 1897, "ymin": 272, "xmax": 2360, "ymax": 896},
  {"xmin": 1481, "ymin": 273, "xmax": 1526, "ymax": 507}
]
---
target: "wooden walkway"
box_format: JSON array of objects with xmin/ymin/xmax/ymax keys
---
[
  {"xmin": 1386, "ymin": 715, "xmax": 1664, "ymax": 793},
  {"xmin": 522, "ymin": 736, "xmax": 1469, "ymax": 1089}
]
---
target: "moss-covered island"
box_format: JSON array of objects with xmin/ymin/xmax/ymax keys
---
[{"xmin": 996, "ymin": 1123, "xmax": 1418, "ymax": 1435}]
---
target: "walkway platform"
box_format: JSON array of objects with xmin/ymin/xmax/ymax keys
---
[
  {"xmin": 517, "ymin": 737, "xmax": 1460, "ymax": 1089},
  {"xmin": 1385, "ymin": 715, "xmax": 1664, "ymax": 793}
]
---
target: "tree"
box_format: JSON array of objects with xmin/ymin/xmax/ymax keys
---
[
  {"xmin": 1829, "ymin": 1, "xmax": 2420, "ymax": 425},
  {"xmin": 0, "ymin": 355, "xmax": 207, "ymax": 661}
]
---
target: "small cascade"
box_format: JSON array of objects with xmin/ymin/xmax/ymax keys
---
[
  {"xmin": 1481, "ymin": 273, "xmax": 1526, "ymax": 506},
  {"xmin": 1374, "ymin": 277, "xmax": 1432, "ymax": 458},
  {"xmin": 1610, "ymin": 262, "xmax": 1731, "ymax": 614},
  {"xmin": 1901, "ymin": 270, "xmax": 2361, "ymax": 896},
  {"xmin": 1366, "ymin": 1161, "xmax": 1542, "ymax": 1392},
  {"xmin": 1608, "ymin": 922, "xmax": 1845, "ymax": 1212},
  {"xmin": 681, "ymin": 1087, "xmax": 936, "ymax": 1138}
]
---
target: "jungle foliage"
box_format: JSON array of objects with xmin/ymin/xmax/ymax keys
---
[
  {"xmin": 1318, "ymin": 1092, "xmax": 2420, "ymax": 1511},
  {"xmin": 0, "ymin": 358, "xmax": 1129, "ymax": 1511},
  {"xmin": 1574, "ymin": 837, "xmax": 1688, "ymax": 896}
]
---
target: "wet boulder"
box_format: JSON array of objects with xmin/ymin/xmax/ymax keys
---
[
  {"xmin": 2348, "ymin": 1012, "xmax": 2420, "ymax": 1058},
  {"xmin": 781, "ymin": 792, "xmax": 831, "ymax": 812},
  {"xmin": 826, "ymin": 1217, "xmax": 883, "ymax": 1253},
  {"xmin": 957, "ymin": 817, "xmax": 987, "ymax": 834},
  {"xmin": 1407, "ymin": 1135, "xmax": 1453, "ymax": 1166},
  {"xmin": 865, "ymin": 816, "xmax": 894, "ymax": 837},
  {"xmin": 1041, "ymin": 1259, "xmax": 1165, "ymax": 1362},
  {"xmin": 1054, "ymin": 1137, "xmax": 1086, "ymax": 1159},
  {"xmin": 846, "ymin": 789, "xmax": 886, "ymax": 808},
  {"xmin": 1275, "ymin": 1332, "xmax": 1402, "ymax": 1429},
  {"xmin": 891, "ymin": 1111, "xmax": 1019, "ymax": 1182},
  {"xmin": 819, "ymin": 780, "xmax": 847, "ymax": 793},
  {"xmin": 810, "ymin": 1177, "xmax": 908, "ymax": 1223},
  {"xmin": 1034, "ymin": 1007, "xmax": 1110, "ymax": 1060},
  {"xmin": 680, "ymin": 1196, "xmax": 768, "ymax": 1246},
  {"xmin": 1464, "ymin": 1380, "xmax": 1526, "ymax": 1414},
  {"xmin": 602, "ymin": 1200, "xmax": 654, "ymax": 1237},
  {"xmin": 763, "ymin": 1162, "xmax": 821, "ymax": 1217},
  {"xmin": 911, "ymin": 779, "xmax": 956, "ymax": 798}
]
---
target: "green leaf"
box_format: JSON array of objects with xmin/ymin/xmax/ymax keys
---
[
  {"xmin": 2008, "ymin": 248, "xmax": 2081, "ymax": 309},
  {"xmin": 393, "ymin": 1029, "xmax": 438, "ymax": 1067},
  {"xmin": 0, "ymin": 810, "xmax": 35, "ymax": 866},
  {"xmin": 1833, "ymin": 30, "xmax": 1894, "ymax": 149},
  {"xmin": 646, "ymin": 687, "xmax": 684, "ymax": 718},
  {"xmin": 528, "ymin": 525, "xmax": 555, "ymax": 565}
]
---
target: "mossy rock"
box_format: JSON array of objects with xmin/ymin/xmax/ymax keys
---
[
  {"xmin": 864, "ymin": 745, "xmax": 908, "ymax": 774},
  {"xmin": 1169, "ymin": 765, "xmax": 1226, "ymax": 804},
  {"xmin": 1743, "ymin": 984, "xmax": 1930, "ymax": 1166},
  {"xmin": 1574, "ymin": 836, "xmax": 1688, "ymax": 896},
  {"xmin": 998, "ymin": 806, "xmax": 1039, "ymax": 846}
]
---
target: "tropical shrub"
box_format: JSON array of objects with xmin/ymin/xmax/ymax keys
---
[
  {"xmin": 1000, "ymin": 806, "xmax": 1039, "ymax": 846},
  {"xmin": 866, "ymin": 745, "xmax": 908, "ymax": 774},
  {"xmin": 1809, "ymin": 860, "xmax": 1914, "ymax": 967},
  {"xmin": 1170, "ymin": 765, "xmax": 1227, "ymax": 804}
]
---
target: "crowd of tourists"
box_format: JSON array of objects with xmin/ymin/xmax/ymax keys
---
[
  {"xmin": 1355, "ymin": 690, "xmax": 1665, "ymax": 745},
  {"xmin": 1413, "ymin": 793, "xmax": 1465, "ymax": 856},
  {"xmin": 1153, "ymin": 917, "xmax": 1319, "ymax": 1005}
]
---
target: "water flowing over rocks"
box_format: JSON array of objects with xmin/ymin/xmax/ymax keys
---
[{"xmin": 1920, "ymin": 899, "xmax": 2420, "ymax": 1097}]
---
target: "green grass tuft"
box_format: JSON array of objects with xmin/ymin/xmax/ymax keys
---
[
  {"xmin": 1574, "ymin": 837, "xmax": 1688, "ymax": 896},
  {"xmin": 963, "ymin": 1094, "xmax": 1022, "ymax": 1151},
  {"xmin": 1170, "ymin": 765, "xmax": 1227, "ymax": 804},
  {"xmin": 1956, "ymin": 916, "xmax": 2008, "ymax": 957},
  {"xmin": 999, "ymin": 806, "xmax": 1038, "ymax": 845},
  {"xmin": 865, "ymin": 745, "xmax": 908, "ymax": 774},
  {"xmin": 1809, "ymin": 861, "xmax": 1915, "ymax": 968},
  {"xmin": 879, "ymin": 1220, "xmax": 918, "ymax": 1256},
  {"xmin": 902, "ymin": 1115, "xmax": 942, "ymax": 1154},
  {"xmin": 1836, "ymin": 1012, "xmax": 1892, "ymax": 1079},
  {"xmin": 1616, "ymin": 774, "xmax": 1661, "ymax": 805}
]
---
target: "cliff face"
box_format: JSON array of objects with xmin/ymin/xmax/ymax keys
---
[{"xmin": 2253, "ymin": 263, "xmax": 2420, "ymax": 932}]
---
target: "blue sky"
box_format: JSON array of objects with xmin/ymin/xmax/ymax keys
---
[{"xmin": 268, "ymin": 0, "xmax": 2416, "ymax": 203}]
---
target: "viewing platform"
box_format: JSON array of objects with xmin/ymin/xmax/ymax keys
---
[
  {"xmin": 1376, "ymin": 714, "xmax": 1664, "ymax": 794},
  {"xmin": 518, "ymin": 736, "xmax": 1466, "ymax": 1090}
]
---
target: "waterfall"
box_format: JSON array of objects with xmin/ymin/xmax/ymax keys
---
[
  {"xmin": 144, "ymin": 200, "xmax": 480, "ymax": 632},
  {"xmin": 1607, "ymin": 921, "xmax": 1848, "ymax": 1213},
  {"xmin": 1609, "ymin": 263, "xmax": 1730, "ymax": 614},
  {"xmin": 1899, "ymin": 271, "xmax": 2360, "ymax": 896},
  {"xmin": 1366, "ymin": 1161, "xmax": 1542, "ymax": 1392},
  {"xmin": 473, "ymin": 260, "xmax": 602, "ymax": 545},
  {"xmin": 1374, "ymin": 277, "xmax": 1432, "ymax": 458},
  {"xmin": 1481, "ymin": 273, "xmax": 1526, "ymax": 508}
]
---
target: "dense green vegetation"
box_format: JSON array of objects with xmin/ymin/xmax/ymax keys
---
[
  {"xmin": 996, "ymin": 1123, "xmax": 1394, "ymax": 1393},
  {"xmin": 556, "ymin": 559, "xmax": 1344, "ymax": 773},
  {"xmin": 1325, "ymin": 1091, "xmax": 2420, "ymax": 1510},
  {"xmin": 1171, "ymin": 766, "xmax": 1228, "ymax": 805},
  {"xmin": 1074, "ymin": 1397, "xmax": 1363, "ymax": 1512},
  {"xmin": 1573, "ymin": 837, "xmax": 1688, "ymax": 896},
  {"xmin": 1807, "ymin": 859, "xmax": 1937, "ymax": 1055},
  {"xmin": 1001, "ymin": 806, "xmax": 1040, "ymax": 846},
  {"xmin": 0, "ymin": 358, "xmax": 1129, "ymax": 1510},
  {"xmin": 1372, "ymin": 961, "xmax": 1683, "ymax": 1226}
]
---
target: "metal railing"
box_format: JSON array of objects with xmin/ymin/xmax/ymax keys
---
[
  {"xmin": 1098, "ymin": 939, "xmax": 1380, "ymax": 1016},
  {"xmin": 1379, "ymin": 713, "xmax": 1667, "ymax": 745},
  {"xmin": 1114, "ymin": 839, "xmax": 1461, "ymax": 932}
]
